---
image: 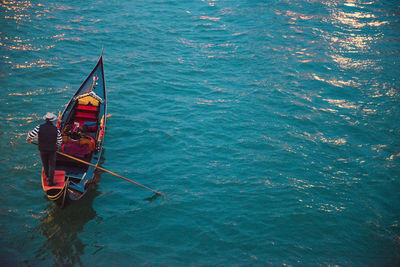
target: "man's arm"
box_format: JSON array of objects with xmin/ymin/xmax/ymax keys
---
[
  {"xmin": 57, "ymin": 129, "xmax": 62, "ymax": 147},
  {"xmin": 26, "ymin": 125, "xmax": 40, "ymax": 143}
]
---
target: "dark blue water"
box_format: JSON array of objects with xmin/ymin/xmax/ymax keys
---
[{"xmin": 1, "ymin": 0, "xmax": 400, "ymax": 265}]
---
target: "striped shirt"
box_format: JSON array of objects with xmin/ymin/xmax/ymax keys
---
[{"xmin": 27, "ymin": 125, "xmax": 63, "ymax": 147}]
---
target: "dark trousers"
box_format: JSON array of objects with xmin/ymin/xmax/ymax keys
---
[{"xmin": 40, "ymin": 151, "xmax": 56, "ymax": 183}]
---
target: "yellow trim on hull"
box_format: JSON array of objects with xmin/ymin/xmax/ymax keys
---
[{"xmin": 41, "ymin": 170, "xmax": 67, "ymax": 201}]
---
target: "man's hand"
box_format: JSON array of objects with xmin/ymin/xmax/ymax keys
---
[{"xmin": 26, "ymin": 138, "xmax": 31, "ymax": 144}]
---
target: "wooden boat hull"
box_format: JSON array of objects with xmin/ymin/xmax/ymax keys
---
[{"xmin": 42, "ymin": 55, "xmax": 106, "ymax": 206}]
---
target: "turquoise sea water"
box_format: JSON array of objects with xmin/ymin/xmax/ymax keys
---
[{"xmin": 1, "ymin": 0, "xmax": 400, "ymax": 265}]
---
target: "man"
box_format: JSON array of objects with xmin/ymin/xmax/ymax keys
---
[{"xmin": 26, "ymin": 112, "xmax": 62, "ymax": 186}]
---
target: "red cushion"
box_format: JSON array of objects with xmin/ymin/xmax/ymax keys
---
[
  {"xmin": 77, "ymin": 105, "xmax": 98, "ymax": 111},
  {"xmin": 63, "ymin": 142, "xmax": 91, "ymax": 158},
  {"xmin": 75, "ymin": 111, "xmax": 97, "ymax": 119}
]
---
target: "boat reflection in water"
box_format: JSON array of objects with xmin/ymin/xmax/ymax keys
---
[{"xmin": 35, "ymin": 171, "xmax": 102, "ymax": 265}]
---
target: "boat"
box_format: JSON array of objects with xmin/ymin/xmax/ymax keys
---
[{"xmin": 42, "ymin": 54, "xmax": 107, "ymax": 207}]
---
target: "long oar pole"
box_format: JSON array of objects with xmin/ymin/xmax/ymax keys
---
[{"xmin": 31, "ymin": 142, "xmax": 164, "ymax": 195}]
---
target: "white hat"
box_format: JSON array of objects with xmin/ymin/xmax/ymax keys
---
[{"xmin": 43, "ymin": 112, "xmax": 57, "ymax": 121}]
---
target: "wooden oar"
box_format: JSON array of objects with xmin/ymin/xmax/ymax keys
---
[{"xmin": 31, "ymin": 142, "xmax": 164, "ymax": 195}]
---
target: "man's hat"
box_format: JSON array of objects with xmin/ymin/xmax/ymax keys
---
[{"xmin": 43, "ymin": 112, "xmax": 57, "ymax": 121}]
